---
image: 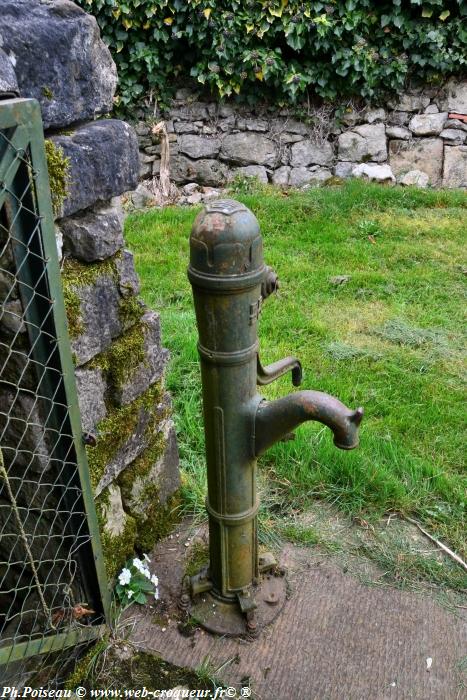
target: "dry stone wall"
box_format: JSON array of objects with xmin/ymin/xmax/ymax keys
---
[
  {"xmin": 0, "ymin": 0, "xmax": 179, "ymax": 580},
  {"xmin": 137, "ymin": 81, "xmax": 467, "ymax": 192}
]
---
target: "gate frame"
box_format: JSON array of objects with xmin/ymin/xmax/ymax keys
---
[{"xmin": 0, "ymin": 98, "xmax": 110, "ymax": 667}]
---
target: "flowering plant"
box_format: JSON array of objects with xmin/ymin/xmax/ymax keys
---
[{"xmin": 115, "ymin": 554, "xmax": 160, "ymax": 607}]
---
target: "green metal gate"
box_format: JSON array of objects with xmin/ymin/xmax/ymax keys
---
[{"xmin": 0, "ymin": 98, "xmax": 109, "ymax": 687}]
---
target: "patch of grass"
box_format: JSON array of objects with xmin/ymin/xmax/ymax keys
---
[
  {"xmin": 281, "ymin": 523, "xmax": 320, "ymax": 546},
  {"xmin": 67, "ymin": 646, "xmax": 212, "ymax": 693},
  {"xmin": 125, "ymin": 180, "xmax": 467, "ymax": 569},
  {"xmin": 374, "ymin": 318, "xmax": 451, "ymax": 351},
  {"xmin": 357, "ymin": 536, "xmax": 467, "ymax": 592},
  {"xmin": 325, "ymin": 340, "xmax": 381, "ymax": 361}
]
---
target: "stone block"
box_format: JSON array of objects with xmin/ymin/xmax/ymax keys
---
[
  {"xmin": 0, "ymin": 0, "xmax": 117, "ymax": 129},
  {"xmin": 440, "ymin": 129, "xmax": 465, "ymax": 145},
  {"xmin": 75, "ymin": 366, "xmax": 107, "ymax": 434},
  {"xmin": 127, "ymin": 183, "xmax": 156, "ymax": 209},
  {"xmin": 170, "ymin": 154, "xmax": 229, "ymax": 186},
  {"xmin": 115, "ymin": 249, "xmax": 140, "ymax": 298},
  {"xmin": 278, "ymin": 133, "xmax": 305, "ymax": 144},
  {"xmin": 386, "ymin": 126, "xmax": 411, "ymax": 140},
  {"xmin": 237, "ymin": 118, "xmax": 269, "ymax": 132},
  {"xmin": 95, "ymin": 392, "xmax": 172, "ymax": 495},
  {"xmin": 272, "ymin": 118, "xmax": 309, "ymax": 136},
  {"xmin": 444, "ymin": 119, "xmax": 467, "ymax": 133},
  {"xmin": 408, "ymin": 113, "xmax": 448, "ymax": 136},
  {"xmin": 424, "ymin": 104, "xmax": 439, "ymax": 114},
  {"xmin": 389, "ymin": 94, "xmax": 430, "ymax": 112},
  {"xmin": 364, "ymin": 108, "xmax": 386, "ymax": 124},
  {"xmin": 388, "ymin": 112, "xmax": 410, "ymax": 126},
  {"xmin": 439, "ymin": 79, "xmax": 467, "ymax": 114},
  {"xmin": 230, "ymin": 165, "xmax": 268, "ymax": 183},
  {"xmin": 334, "ymin": 161, "xmax": 357, "ymax": 178},
  {"xmin": 178, "ymin": 135, "xmax": 221, "ymax": 159},
  {"xmin": 389, "ymin": 138, "xmax": 443, "ymax": 186},
  {"xmin": 352, "ymin": 163, "xmax": 395, "ymax": 183},
  {"xmin": 399, "ymin": 170, "xmax": 429, "ymax": 188},
  {"xmin": 174, "ymin": 122, "xmax": 200, "ymax": 134},
  {"xmin": 290, "ymin": 140, "xmax": 334, "ymax": 167},
  {"xmin": 0, "ymin": 389, "xmax": 54, "ymax": 473},
  {"xmin": 271, "ymin": 166, "xmax": 291, "ymax": 186},
  {"xmin": 218, "ymin": 116, "xmax": 236, "ymax": 132},
  {"xmin": 112, "ymin": 311, "xmax": 169, "ymax": 407},
  {"xmin": 170, "ymin": 102, "xmax": 208, "ymax": 121},
  {"xmin": 220, "ymin": 133, "xmax": 277, "ymax": 167},
  {"xmin": 289, "ymin": 167, "xmax": 332, "ymax": 187},
  {"xmin": 50, "ymin": 120, "xmax": 139, "ymax": 217},
  {"xmin": 120, "ymin": 419, "xmax": 180, "ymax": 518},
  {"xmin": 139, "ymin": 161, "xmax": 152, "ymax": 179},
  {"xmin": 0, "ymin": 300, "xmax": 25, "ymax": 335},
  {"xmin": 0, "ymin": 48, "xmax": 18, "ymax": 96},
  {"xmin": 134, "ymin": 122, "xmax": 150, "ymax": 137},
  {"xmin": 442, "ymin": 146, "xmax": 467, "ymax": 188},
  {"xmin": 59, "ymin": 199, "xmax": 124, "ymax": 263},
  {"xmin": 68, "ymin": 272, "xmax": 123, "ymax": 366},
  {"xmin": 338, "ymin": 124, "xmax": 387, "ymax": 162}
]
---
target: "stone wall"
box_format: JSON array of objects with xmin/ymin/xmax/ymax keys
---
[
  {"xmin": 0, "ymin": 0, "xmax": 179, "ymax": 580},
  {"xmin": 136, "ymin": 81, "xmax": 467, "ymax": 192}
]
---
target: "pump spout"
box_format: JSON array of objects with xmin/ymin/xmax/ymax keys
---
[{"xmin": 254, "ymin": 391, "xmax": 363, "ymax": 457}]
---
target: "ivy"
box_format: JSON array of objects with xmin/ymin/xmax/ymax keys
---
[{"xmin": 77, "ymin": 0, "xmax": 467, "ymax": 111}]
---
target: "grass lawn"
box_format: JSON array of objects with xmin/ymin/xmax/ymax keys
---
[{"xmin": 125, "ymin": 180, "xmax": 466, "ymax": 574}]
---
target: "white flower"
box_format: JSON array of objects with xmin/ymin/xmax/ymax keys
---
[
  {"xmin": 154, "ymin": 588, "xmax": 159, "ymax": 600},
  {"xmin": 127, "ymin": 590, "xmax": 133, "ymax": 598},
  {"xmin": 118, "ymin": 568, "xmax": 131, "ymax": 586},
  {"xmin": 143, "ymin": 553, "xmax": 150, "ymax": 563},
  {"xmin": 132, "ymin": 558, "xmax": 144, "ymax": 572},
  {"xmin": 151, "ymin": 574, "xmax": 159, "ymax": 587}
]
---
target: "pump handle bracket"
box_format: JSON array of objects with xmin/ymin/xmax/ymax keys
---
[{"xmin": 257, "ymin": 355, "xmax": 302, "ymax": 387}]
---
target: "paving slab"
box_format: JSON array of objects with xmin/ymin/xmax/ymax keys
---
[{"xmin": 130, "ymin": 521, "xmax": 467, "ymax": 700}]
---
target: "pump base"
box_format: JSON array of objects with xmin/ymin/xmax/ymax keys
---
[{"xmin": 189, "ymin": 571, "xmax": 287, "ymax": 637}]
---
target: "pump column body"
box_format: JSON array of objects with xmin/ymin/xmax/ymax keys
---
[{"xmin": 188, "ymin": 200, "xmax": 264, "ymax": 600}]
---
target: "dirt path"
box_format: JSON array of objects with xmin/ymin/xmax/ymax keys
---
[{"xmin": 129, "ymin": 521, "xmax": 466, "ymax": 700}]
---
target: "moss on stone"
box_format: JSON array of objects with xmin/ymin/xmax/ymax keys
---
[
  {"xmin": 92, "ymin": 320, "xmax": 149, "ymax": 392},
  {"xmin": 66, "ymin": 647, "xmax": 210, "ymax": 692},
  {"xmin": 86, "ymin": 381, "xmax": 164, "ymax": 492},
  {"xmin": 61, "ymin": 256, "xmax": 117, "ymax": 341},
  {"xmin": 62, "ymin": 285, "xmax": 83, "ymax": 339},
  {"xmin": 119, "ymin": 293, "xmax": 145, "ymax": 328},
  {"xmin": 95, "ymin": 488, "xmax": 138, "ymax": 580},
  {"xmin": 135, "ymin": 490, "xmax": 181, "ymax": 553},
  {"xmin": 42, "ymin": 86, "xmax": 54, "ymax": 100},
  {"xmin": 62, "ymin": 255, "xmax": 118, "ymax": 288},
  {"xmin": 61, "ymin": 253, "xmax": 145, "ymax": 342},
  {"xmin": 44, "ymin": 139, "xmax": 70, "ymax": 217},
  {"xmin": 64, "ymin": 637, "xmax": 109, "ymax": 690},
  {"xmin": 117, "ymin": 421, "xmax": 180, "ymax": 552}
]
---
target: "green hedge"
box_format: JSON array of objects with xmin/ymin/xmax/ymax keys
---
[{"xmin": 78, "ymin": 0, "xmax": 466, "ymax": 110}]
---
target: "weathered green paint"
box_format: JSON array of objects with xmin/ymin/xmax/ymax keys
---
[
  {"xmin": 0, "ymin": 98, "xmax": 110, "ymax": 664},
  {"xmin": 0, "ymin": 625, "xmax": 106, "ymax": 666},
  {"xmin": 188, "ymin": 199, "xmax": 363, "ymax": 628}
]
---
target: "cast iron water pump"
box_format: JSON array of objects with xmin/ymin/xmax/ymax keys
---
[{"xmin": 187, "ymin": 199, "xmax": 363, "ymax": 636}]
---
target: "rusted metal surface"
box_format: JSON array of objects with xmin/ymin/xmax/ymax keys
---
[
  {"xmin": 188, "ymin": 199, "xmax": 363, "ymax": 635},
  {"xmin": 255, "ymin": 391, "xmax": 363, "ymax": 455}
]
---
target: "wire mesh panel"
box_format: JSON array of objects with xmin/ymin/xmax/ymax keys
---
[{"xmin": 0, "ymin": 99, "xmax": 108, "ymax": 688}]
